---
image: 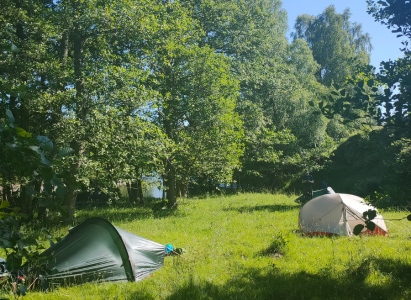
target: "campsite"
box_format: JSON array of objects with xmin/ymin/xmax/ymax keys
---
[
  {"xmin": 1, "ymin": 0, "xmax": 411, "ymax": 299},
  {"xmin": 11, "ymin": 193, "xmax": 411, "ymax": 300}
]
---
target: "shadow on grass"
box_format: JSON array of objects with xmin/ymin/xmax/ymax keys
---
[
  {"xmin": 159, "ymin": 257, "xmax": 411, "ymax": 300},
  {"xmin": 24, "ymin": 198, "xmax": 183, "ymax": 237},
  {"xmin": 259, "ymin": 241, "xmax": 288, "ymax": 257},
  {"xmin": 76, "ymin": 202, "xmax": 183, "ymax": 224},
  {"xmin": 224, "ymin": 204, "xmax": 300, "ymax": 214}
]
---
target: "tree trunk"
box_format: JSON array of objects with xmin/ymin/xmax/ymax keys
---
[
  {"xmin": 183, "ymin": 182, "xmax": 188, "ymax": 198},
  {"xmin": 163, "ymin": 115, "xmax": 177, "ymax": 208},
  {"xmin": 9, "ymin": 96, "xmax": 16, "ymax": 117},
  {"xmin": 115, "ymin": 184, "xmax": 122, "ymax": 201},
  {"xmin": 131, "ymin": 181, "xmax": 138, "ymax": 204},
  {"xmin": 20, "ymin": 185, "xmax": 33, "ymax": 221},
  {"xmin": 64, "ymin": 180, "xmax": 78, "ymax": 222},
  {"xmin": 63, "ymin": 14, "xmax": 86, "ymax": 222},
  {"xmin": 136, "ymin": 178, "xmax": 144, "ymax": 205},
  {"xmin": 35, "ymin": 180, "xmax": 47, "ymax": 221},
  {"xmin": 208, "ymin": 179, "xmax": 214, "ymax": 195},
  {"xmin": 177, "ymin": 181, "xmax": 188, "ymax": 198},
  {"xmin": 2, "ymin": 183, "xmax": 11, "ymax": 202},
  {"xmin": 61, "ymin": 31, "xmax": 69, "ymax": 67},
  {"xmin": 126, "ymin": 180, "xmax": 136, "ymax": 205},
  {"xmin": 63, "ymin": 141, "xmax": 84, "ymax": 222},
  {"xmin": 4, "ymin": 184, "xmax": 12, "ymax": 204},
  {"xmin": 126, "ymin": 179, "xmax": 143, "ymax": 205},
  {"xmin": 165, "ymin": 163, "xmax": 177, "ymax": 208}
]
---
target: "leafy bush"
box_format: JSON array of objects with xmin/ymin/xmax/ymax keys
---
[
  {"xmin": 0, "ymin": 200, "xmax": 53, "ymax": 296},
  {"xmin": 364, "ymin": 191, "xmax": 392, "ymax": 209},
  {"xmin": 263, "ymin": 230, "xmax": 291, "ymax": 255},
  {"xmin": 353, "ymin": 209, "xmax": 377, "ymax": 235},
  {"xmin": 0, "ymin": 110, "xmax": 61, "ymax": 295}
]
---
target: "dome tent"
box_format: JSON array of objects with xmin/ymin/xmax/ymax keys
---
[
  {"xmin": 298, "ymin": 193, "xmax": 388, "ymax": 237},
  {"xmin": 39, "ymin": 217, "xmax": 167, "ymax": 286}
]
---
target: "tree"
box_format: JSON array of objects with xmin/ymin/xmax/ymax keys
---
[
  {"xmin": 320, "ymin": 0, "xmax": 411, "ymax": 206},
  {"xmin": 0, "ymin": 110, "xmax": 62, "ymax": 290},
  {"xmin": 367, "ymin": 0, "xmax": 411, "ymax": 50},
  {"xmin": 149, "ymin": 39, "xmax": 243, "ymax": 206},
  {"xmin": 365, "ymin": 0, "xmax": 411, "ymax": 201},
  {"xmin": 292, "ymin": 6, "xmax": 373, "ymax": 87},
  {"xmin": 366, "ymin": 0, "xmax": 411, "ymax": 128},
  {"xmin": 0, "ymin": 0, "xmax": 59, "ymax": 219},
  {"xmin": 38, "ymin": 0, "xmax": 183, "ymax": 220},
  {"xmin": 0, "ymin": 110, "xmax": 59, "ymax": 219},
  {"xmin": 1, "ymin": 0, "xmax": 244, "ymax": 216},
  {"xmin": 86, "ymin": 107, "xmax": 170, "ymax": 206},
  {"xmin": 1, "ymin": 0, "xmax": 181, "ymax": 220},
  {"xmin": 179, "ymin": 0, "xmax": 335, "ymax": 190}
]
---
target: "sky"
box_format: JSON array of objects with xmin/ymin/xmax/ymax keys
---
[{"xmin": 281, "ymin": 0, "xmax": 405, "ymax": 70}]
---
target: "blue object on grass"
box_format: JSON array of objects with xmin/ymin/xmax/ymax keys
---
[{"xmin": 165, "ymin": 244, "xmax": 174, "ymax": 253}]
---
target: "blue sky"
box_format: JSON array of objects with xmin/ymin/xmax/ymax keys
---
[{"xmin": 281, "ymin": 0, "xmax": 405, "ymax": 70}]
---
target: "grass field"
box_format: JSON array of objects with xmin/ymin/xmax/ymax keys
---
[{"xmin": 5, "ymin": 193, "xmax": 411, "ymax": 299}]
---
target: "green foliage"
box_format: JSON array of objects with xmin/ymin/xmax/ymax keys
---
[
  {"xmin": 0, "ymin": 111, "xmax": 61, "ymax": 294},
  {"xmin": 367, "ymin": 0, "xmax": 411, "ymax": 50},
  {"xmin": 0, "ymin": 0, "xmax": 399, "ymax": 222},
  {"xmin": 0, "ymin": 110, "xmax": 60, "ymax": 188},
  {"xmin": 0, "ymin": 199, "xmax": 55, "ymax": 297},
  {"xmin": 353, "ymin": 209, "xmax": 377, "ymax": 236},
  {"xmin": 0, "ymin": 110, "xmax": 69, "ymax": 219},
  {"xmin": 321, "ymin": 0, "xmax": 411, "ymax": 207},
  {"xmin": 318, "ymin": 64, "xmax": 381, "ymax": 129},
  {"xmin": 365, "ymin": 0, "xmax": 411, "ymax": 132},
  {"xmin": 0, "ymin": 0, "xmax": 249, "ymax": 214},
  {"xmin": 0, "ymin": 201, "xmax": 41, "ymax": 267},
  {"xmin": 150, "ymin": 22, "xmax": 244, "ymax": 204},
  {"xmin": 375, "ymin": 53, "xmax": 411, "ymax": 127},
  {"xmin": 264, "ymin": 230, "xmax": 290, "ymax": 255},
  {"xmin": 292, "ymin": 5, "xmax": 372, "ymax": 87},
  {"xmin": 180, "ymin": 0, "xmax": 336, "ymax": 190},
  {"xmin": 365, "ymin": 191, "xmax": 392, "ymax": 209},
  {"xmin": 288, "ymin": 39, "xmax": 321, "ymax": 90},
  {"xmin": 317, "ymin": 127, "xmax": 410, "ymax": 205}
]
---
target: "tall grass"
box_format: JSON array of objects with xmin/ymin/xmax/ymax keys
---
[{"xmin": 5, "ymin": 193, "xmax": 411, "ymax": 299}]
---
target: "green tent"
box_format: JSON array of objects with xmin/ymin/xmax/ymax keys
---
[
  {"xmin": 40, "ymin": 217, "xmax": 166, "ymax": 286},
  {"xmin": 294, "ymin": 187, "xmax": 335, "ymax": 203}
]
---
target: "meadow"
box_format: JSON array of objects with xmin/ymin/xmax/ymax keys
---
[{"xmin": 8, "ymin": 193, "xmax": 411, "ymax": 299}]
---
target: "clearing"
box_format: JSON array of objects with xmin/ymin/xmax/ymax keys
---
[{"xmin": 21, "ymin": 193, "xmax": 411, "ymax": 300}]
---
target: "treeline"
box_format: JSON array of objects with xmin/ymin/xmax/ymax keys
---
[
  {"xmin": 1, "ymin": 0, "xmax": 407, "ymax": 221},
  {"xmin": 298, "ymin": 0, "xmax": 411, "ymax": 208}
]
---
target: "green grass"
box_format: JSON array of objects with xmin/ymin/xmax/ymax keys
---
[{"xmin": 6, "ymin": 193, "xmax": 411, "ymax": 299}]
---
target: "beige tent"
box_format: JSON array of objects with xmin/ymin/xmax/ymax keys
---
[{"xmin": 298, "ymin": 193, "xmax": 388, "ymax": 237}]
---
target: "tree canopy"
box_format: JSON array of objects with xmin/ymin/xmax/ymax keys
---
[
  {"xmin": 292, "ymin": 6, "xmax": 372, "ymax": 87},
  {"xmin": 1, "ymin": 0, "xmax": 397, "ymax": 222}
]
